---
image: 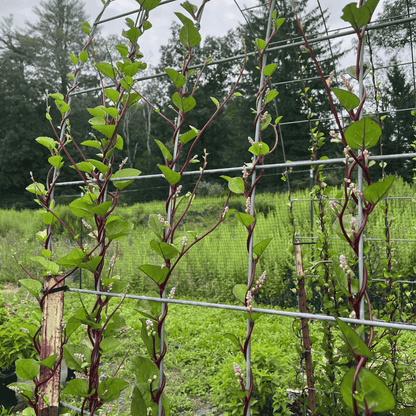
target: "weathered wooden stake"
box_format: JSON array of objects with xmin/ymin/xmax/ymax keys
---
[
  {"xmin": 39, "ymin": 276, "xmax": 65, "ymax": 416},
  {"xmin": 295, "ymin": 240, "xmax": 316, "ymax": 413}
]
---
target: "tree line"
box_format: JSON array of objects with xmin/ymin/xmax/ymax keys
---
[{"xmin": 0, "ymin": 0, "xmax": 414, "ymax": 209}]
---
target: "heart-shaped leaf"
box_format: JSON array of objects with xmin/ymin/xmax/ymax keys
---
[
  {"xmin": 344, "ymin": 118, "xmax": 381, "ymax": 149},
  {"xmin": 233, "ymin": 284, "xmax": 248, "ymax": 304}
]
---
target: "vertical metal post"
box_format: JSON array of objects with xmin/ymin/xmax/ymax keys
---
[
  {"xmin": 309, "ymin": 169, "xmax": 314, "ymax": 233},
  {"xmin": 246, "ymin": 2, "xmax": 275, "ymax": 415}
]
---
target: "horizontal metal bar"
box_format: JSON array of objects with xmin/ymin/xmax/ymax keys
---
[
  {"xmin": 95, "ymin": 0, "xmax": 176, "ymax": 25},
  {"xmin": 296, "ymin": 236, "xmax": 416, "ymax": 242},
  {"xmin": 53, "ymin": 152, "xmax": 416, "ymax": 186},
  {"xmin": 69, "ymin": 15, "xmax": 416, "ymax": 97},
  {"xmin": 293, "ymin": 196, "xmax": 414, "ymax": 202},
  {"xmin": 60, "ymin": 402, "xmax": 99, "ymax": 416},
  {"xmin": 66, "ymin": 288, "xmax": 416, "ymax": 332},
  {"xmin": 373, "ymin": 279, "xmax": 416, "ymax": 285}
]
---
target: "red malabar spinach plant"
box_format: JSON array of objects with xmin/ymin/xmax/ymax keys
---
[
  {"xmin": 7, "ymin": 1, "xmax": 165, "ymax": 415},
  {"xmin": 220, "ymin": 6, "xmax": 283, "ymax": 415},
  {"xmin": 295, "ymin": 0, "xmax": 399, "ymax": 415},
  {"xmin": 129, "ymin": 2, "xmax": 253, "ymax": 415}
]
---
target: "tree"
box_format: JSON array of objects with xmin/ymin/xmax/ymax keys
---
[{"xmin": 380, "ymin": 61, "xmax": 415, "ymax": 182}]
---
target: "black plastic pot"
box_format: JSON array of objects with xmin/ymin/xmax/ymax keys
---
[{"xmin": 0, "ymin": 368, "xmax": 17, "ymax": 409}]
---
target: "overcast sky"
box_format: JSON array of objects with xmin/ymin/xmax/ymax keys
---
[{"xmin": 1, "ymin": 0, "xmax": 388, "ymax": 68}]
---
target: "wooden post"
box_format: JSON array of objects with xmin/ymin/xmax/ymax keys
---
[
  {"xmin": 295, "ymin": 240, "xmax": 316, "ymax": 413},
  {"xmin": 39, "ymin": 276, "xmax": 65, "ymax": 416}
]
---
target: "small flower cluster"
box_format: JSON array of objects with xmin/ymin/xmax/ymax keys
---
[
  {"xmin": 182, "ymin": 236, "xmax": 188, "ymax": 246},
  {"xmin": 119, "ymin": 326, "xmax": 132, "ymax": 335},
  {"xmin": 256, "ymin": 271, "xmax": 266, "ymax": 289},
  {"xmin": 245, "ymin": 197, "xmax": 251, "ymax": 214},
  {"xmin": 260, "ymin": 111, "xmax": 269, "ymax": 123},
  {"xmin": 329, "ymin": 200, "xmax": 338, "ymax": 213},
  {"xmin": 62, "ymin": 320, "xmax": 67, "ymax": 329},
  {"xmin": 263, "ymin": 88, "xmax": 270, "ymax": 102},
  {"xmin": 146, "ymin": 319, "xmax": 156, "ymax": 337},
  {"xmin": 174, "ymin": 185, "xmax": 182, "ymax": 197},
  {"xmin": 74, "ymin": 353, "xmax": 86, "ymax": 361},
  {"xmin": 20, "ymin": 327, "xmax": 29, "ymax": 334},
  {"xmin": 242, "ymin": 165, "xmax": 249, "ymax": 179},
  {"xmin": 168, "ymin": 287, "xmax": 176, "ymax": 299},
  {"xmin": 326, "ymin": 71, "xmax": 335, "ymax": 87},
  {"xmin": 109, "ymin": 254, "xmax": 116, "ymax": 269},
  {"xmin": 81, "ymin": 324, "xmax": 88, "ymax": 330},
  {"xmin": 246, "ymin": 290, "xmax": 253, "ymax": 312},
  {"xmin": 158, "ymin": 214, "xmax": 169, "ymax": 227},
  {"xmin": 233, "ymin": 362, "xmax": 244, "ymax": 384},
  {"xmin": 362, "ymin": 149, "xmax": 369, "ymax": 161},
  {"xmin": 339, "ymin": 255, "xmax": 354, "ymax": 276},
  {"xmin": 329, "ymin": 130, "xmax": 341, "ymax": 143},
  {"xmin": 348, "ymin": 182, "xmax": 363, "ymax": 198},
  {"xmin": 222, "ymin": 206, "xmax": 229, "ymax": 219},
  {"xmin": 147, "ymin": 407, "xmax": 152, "ymax": 416},
  {"xmin": 119, "ymin": 157, "xmax": 128, "ymax": 170},
  {"xmin": 248, "ymin": 136, "xmax": 254, "ymax": 146},
  {"xmin": 8, "ymin": 385, "xmax": 22, "ymax": 393},
  {"xmin": 106, "ymin": 282, "xmax": 114, "ymax": 292},
  {"xmin": 349, "ymin": 216, "xmax": 357, "ymax": 229},
  {"xmin": 147, "ymin": 375, "xmax": 157, "ymax": 384},
  {"xmin": 341, "ymin": 74, "xmax": 353, "ymax": 93},
  {"xmin": 299, "ymin": 44, "xmax": 308, "ymax": 53},
  {"xmin": 75, "ymin": 371, "xmax": 87, "ymax": 380}
]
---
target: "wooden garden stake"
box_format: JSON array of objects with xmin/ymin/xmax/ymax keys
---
[
  {"xmin": 295, "ymin": 240, "xmax": 316, "ymax": 413},
  {"xmin": 39, "ymin": 275, "xmax": 65, "ymax": 416}
]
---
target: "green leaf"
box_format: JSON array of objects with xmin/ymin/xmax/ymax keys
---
[
  {"xmin": 150, "ymin": 241, "xmax": 179, "ymax": 260},
  {"xmin": 92, "ymin": 124, "xmax": 117, "ymax": 139},
  {"xmin": 363, "ymin": 176, "xmax": 395, "ymax": 204},
  {"xmin": 253, "ymin": 238, "xmax": 272, "ymax": 257},
  {"xmin": 340, "ymin": 367, "xmax": 395, "ymax": 412},
  {"xmin": 255, "ymin": 38, "xmax": 267, "ymax": 51},
  {"xmin": 88, "ymin": 159, "xmax": 109, "ymax": 175},
  {"xmin": 233, "ymin": 284, "xmax": 247, "ymax": 304},
  {"xmin": 228, "ymin": 177, "xmax": 245, "ymax": 194},
  {"xmin": 263, "ymin": 63, "xmax": 277, "ymax": 77},
  {"xmin": 98, "ymin": 378, "xmax": 129, "ymax": 403},
  {"xmin": 65, "ymin": 317, "xmax": 81, "ymax": 339},
  {"xmin": 344, "ymin": 118, "xmax": 381, "ymax": 149},
  {"xmin": 155, "ymin": 140, "xmax": 172, "ymax": 161},
  {"xmin": 104, "ymin": 89, "xmax": 120, "ymax": 104},
  {"xmin": 69, "ymin": 161, "xmax": 94, "ymax": 173},
  {"xmin": 224, "ymin": 333, "xmax": 240, "ymax": 347},
  {"xmin": 55, "ymin": 100, "xmax": 69, "ymax": 114},
  {"xmin": 139, "ymin": 265, "xmax": 169, "ymax": 285},
  {"xmin": 335, "ymin": 318, "xmax": 373, "ymax": 358},
  {"xmin": 249, "ymin": 142, "xmax": 269, "ymax": 156},
  {"xmin": 105, "ymin": 219, "xmax": 134, "ymax": 241},
  {"xmin": 235, "ymin": 212, "xmax": 255, "ymax": 227},
  {"xmin": 332, "ymin": 88, "xmax": 360, "ymax": 111},
  {"xmin": 143, "ymin": 21, "xmax": 152, "ymax": 30},
  {"xmin": 116, "ymin": 44, "xmax": 129, "ymax": 56},
  {"xmin": 266, "ymin": 90, "xmax": 278, "ymax": 103},
  {"xmin": 158, "ymin": 165, "xmax": 181, "ymax": 185},
  {"xmin": 48, "ymin": 155, "xmax": 64, "ymax": 169},
  {"xmin": 148, "ymin": 214, "xmax": 165, "ymax": 240},
  {"xmin": 347, "ymin": 63, "xmax": 371, "ymax": 80},
  {"xmin": 49, "ymin": 93, "xmax": 64, "ymax": 101},
  {"xmin": 26, "ymin": 183, "xmax": 47, "ymax": 196},
  {"xmin": 62, "ymin": 379, "xmax": 94, "ymax": 398},
  {"xmin": 39, "ymin": 354, "xmax": 57, "ymax": 369},
  {"xmin": 16, "ymin": 359, "xmax": 40, "ymax": 380},
  {"xmin": 172, "ymin": 92, "xmax": 196, "ymax": 113},
  {"xmin": 57, "ymin": 249, "xmax": 86, "ymax": 268},
  {"xmin": 122, "ymin": 27, "xmax": 141, "ymax": 43},
  {"xmin": 131, "ymin": 386, "xmax": 147, "ymax": 416},
  {"xmin": 42, "ymin": 249, "xmax": 51, "ymax": 258},
  {"xmin": 244, "ymin": 312, "xmax": 263, "ymax": 322},
  {"xmin": 81, "ymin": 140, "xmax": 102, "ymax": 150},
  {"xmin": 134, "ymin": 291, "xmax": 161, "ymax": 320},
  {"xmin": 131, "ymin": 356, "xmax": 159, "ymax": 385},
  {"xmin": 40, "ymin": 211, "xmax": 59, "ymax": 225},
  {"xmin": 89, "ymin": 116, "xmax": 106, "ymax": 126},
  {"xmin": 175, "ymin": 11, "xmax": 194, "ymax": 26},
  {"xmin": 112, "ymin": 168, "xmax": 141, "ymax": 191},
  {"xmin": 275, "ymin": 18, "xmax": 285, "ymax": 30},
  {"xmin": 210, "ymin": 97, "xmax": 219, "ymax": 107},
  {"xmin": 141, "ymin": 0, "xmax": 161, "ymax": 11},
  {"xmin": 30, "ymin": 256, "xmax": 59, "ymax": 275},
  {"xmin": 36, "ymin": 137, "xmax": 57, "ymax": 151},
  {"xmin": 341, "ymin": 3, "xmax": 370, "ymax": 30},
  {"xmin": 179, "ymin": 128, "xmax": 198, "ymax": 144},
  {"xmin": 70, "ymin": 53, "xmax": 78, "ymax": 65},
  {"xmin": 223, "ymin": 208, "xmax": 236, "ymax": 220},
  {"xmin": 179, "ymin": 22, "xmax": 201, "ymax": 48},
  {"xmin": 95, "ymin": 63, "xmax": 116, "ymax": 79},
  {"xmin": 79, "ymin": 51, "xmax": 88, "ymax": 63},
  {"xmin": 164, "ymin": 68, "xmax": 186, "ymax": 88},
  {"xmin": 261, "ymin": 113, "xmax": 272, "ymax": 131},
  {"xmin": 180, "ymin": 1, "xmax": 197, "ymax": 15},
  {"xmin": 88, "ymin": 201, "xmax": 113, "ymax": 217},
  {"xmin": 69, "ymin": 196, "xmax": 95, "ymax": 218},
  {"xmin": 19, "ymin": 279, "xmax": 42, "ymax": 298}
]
